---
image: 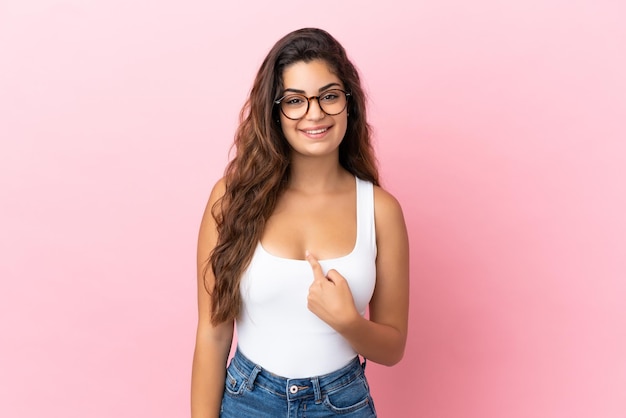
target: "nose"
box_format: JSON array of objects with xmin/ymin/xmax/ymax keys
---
[{"xmin": 305, "ymin": 96, "xmax": 325, "ymax": 120}]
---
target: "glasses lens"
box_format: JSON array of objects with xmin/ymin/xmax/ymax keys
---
[
  {"xmin": 280, "ymin": 94, "xmax": 308, "ymax": 120},
  {"xmin": 318, "ymin": 90, "xmax": 347, "ymax": 116}
]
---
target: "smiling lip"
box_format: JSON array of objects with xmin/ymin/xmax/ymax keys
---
[{"xmin": 300, "ymin": 126, "xmax": 332, "ymax": 138}]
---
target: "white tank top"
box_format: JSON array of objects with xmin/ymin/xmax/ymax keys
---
[{"xmin": 236, "ymin": 177, "xmax": 377, "ymax": 378}]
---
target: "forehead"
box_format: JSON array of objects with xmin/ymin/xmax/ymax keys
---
[{"xmin": 282, "ymin": 60, "xmax": 343, "ymax": 92}]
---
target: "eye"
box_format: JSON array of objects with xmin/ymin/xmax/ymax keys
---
[
  {"xmin": 283, "ymin": 95, "xmax": 306, "ymax": 107},
  {"xmin": 320, "ymin": 91, "xmax": 340, "ymax": 102}
]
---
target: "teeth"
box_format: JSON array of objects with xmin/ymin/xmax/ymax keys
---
[{"xmin": 306, "ymin": 128, "xmax": 327, "ymax": 134}]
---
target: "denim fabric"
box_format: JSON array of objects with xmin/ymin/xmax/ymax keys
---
[{"xmin": 220, "ymin": 348, "xmax": 377, "ymax": 417}]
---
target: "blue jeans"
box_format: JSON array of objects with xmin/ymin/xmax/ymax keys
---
[{"xmin": 220, "ymin": 348, "xmax": 377, "ymax": 417}]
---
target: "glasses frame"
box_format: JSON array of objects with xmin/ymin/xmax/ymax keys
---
[{"xmin": 274, "ymin": 89, "xmax": 351, "ymax": 120}]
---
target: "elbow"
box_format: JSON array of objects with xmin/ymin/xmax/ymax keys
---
[
  {"xmin": 373, "ymin": 329, "xmax": 407, "ymax": 366},
  {"xmin": 387, "ymin": 351, "xmax": 405, "ymax": 367},
  {"xmin": 378, "ymin": 344, "xmax": 406, "ymax": 367}
]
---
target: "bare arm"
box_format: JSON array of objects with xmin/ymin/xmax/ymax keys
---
[
  {"xmin": 191, "ymin": 179, "xmax": 234, "ymax": 418},
  {"xmin": 306, "ymin": 187, "xmax": 409, "ymax": 366}
]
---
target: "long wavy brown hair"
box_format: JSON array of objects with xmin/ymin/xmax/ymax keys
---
[{"xmin": 207, "ymin": 28, "xmax": 379, "ymax": 325}]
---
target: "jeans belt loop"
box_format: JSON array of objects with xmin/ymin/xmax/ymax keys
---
[
  {"xmin": 246, "ymin": 365, "xmax": 262, "ymax": 391},
  {"xmin": 312, "ymin": 376, "xmax": 322, "ymax": 404}
]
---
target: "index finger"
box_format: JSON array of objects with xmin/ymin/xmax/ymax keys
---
[{"xmin": 305, "ymin": 250, "xmax": 325, "ymax": 280}]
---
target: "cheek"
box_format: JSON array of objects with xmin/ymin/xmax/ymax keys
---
[
  {"xmin": 337, "ymin": 116, "xmax": 349, "ymax": 137},
  {"xmin": 280, "ymin": 117, "xmax": 297, "ymax": 134},
  {"xmin": 279, "ymin": 119, "xmax": 299, "ymax": 146}
]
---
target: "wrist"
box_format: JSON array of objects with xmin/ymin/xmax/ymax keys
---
[{"xmin": 335, "ymin": 309, "xmax": 361, "ymax": 334}]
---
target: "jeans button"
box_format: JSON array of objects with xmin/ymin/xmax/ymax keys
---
[{"xmin": 289, "ymin": 385, "xmax": 298, "ymax": 394}]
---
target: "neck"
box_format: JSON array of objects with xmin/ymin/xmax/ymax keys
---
[{"xmin": 288, "ymin": 153, "xmax": 349, "ymax": 193}]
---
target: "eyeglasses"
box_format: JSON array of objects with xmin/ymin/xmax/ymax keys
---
[{"xmin": 274, "ymin": 89, "xmax": 351, "ymax": 120}]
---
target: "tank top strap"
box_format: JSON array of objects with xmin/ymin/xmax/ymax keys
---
[{"xmin": 355, "ymin": 177, "xmax": 377, "ymax": 255}]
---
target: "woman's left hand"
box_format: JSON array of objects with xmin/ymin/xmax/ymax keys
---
[{"xmin": 305, "ymin": 251, "xmax": 359, "ymax": 332}]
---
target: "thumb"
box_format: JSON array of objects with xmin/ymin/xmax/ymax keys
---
[
  {"xmin": 305, "ymin": 250, "xmax": 325, "ymax": 281},
  {"xmin": 325, "ymin": 269, "xmax": 345, "ymax": 285}
]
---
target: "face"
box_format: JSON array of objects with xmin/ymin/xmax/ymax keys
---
[{"xmin": 278, "ymin": 59, "xmax": 348, "ymax": 160}]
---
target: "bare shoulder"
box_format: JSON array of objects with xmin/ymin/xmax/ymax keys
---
[
  {"xmin": 197, "ymin": 177, "xmax": 227, "ymax": 266},
  {"xmin": 208, "ymin": 177, "xmax": 227, "ymax": 210},
  {"xmin": 200, "ymin": 178, "xmax": 227, "ymax": 225},
  {"xmin": 372, "ymin": 185, "xmax": 409, "ymax": 265},
  {"xmin": 373, "ymin": 186, "xmax": 406, "ymax": 229}
]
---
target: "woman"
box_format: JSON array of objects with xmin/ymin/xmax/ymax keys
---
[{"xmin": 191, "ymin": 28, "xmax": 409, "ymax": 418}]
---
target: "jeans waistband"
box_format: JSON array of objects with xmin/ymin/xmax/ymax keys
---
[{"xmin": 229, "ymin": 348, "xmax": 366, "ymax": 402}]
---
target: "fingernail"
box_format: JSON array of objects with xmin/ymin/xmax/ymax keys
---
[{"xmin": 305, "ymin": 249, "xmax": 310, "ymax": 257}]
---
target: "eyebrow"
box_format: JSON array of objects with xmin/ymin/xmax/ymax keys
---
[{"xmin": 282, "ymin": 83, "xmax": 342, "ymax": 95}]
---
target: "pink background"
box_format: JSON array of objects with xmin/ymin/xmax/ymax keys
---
[{"xmin": 1, "ymin": 1, "xmax": 625, "ymax": 417}]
